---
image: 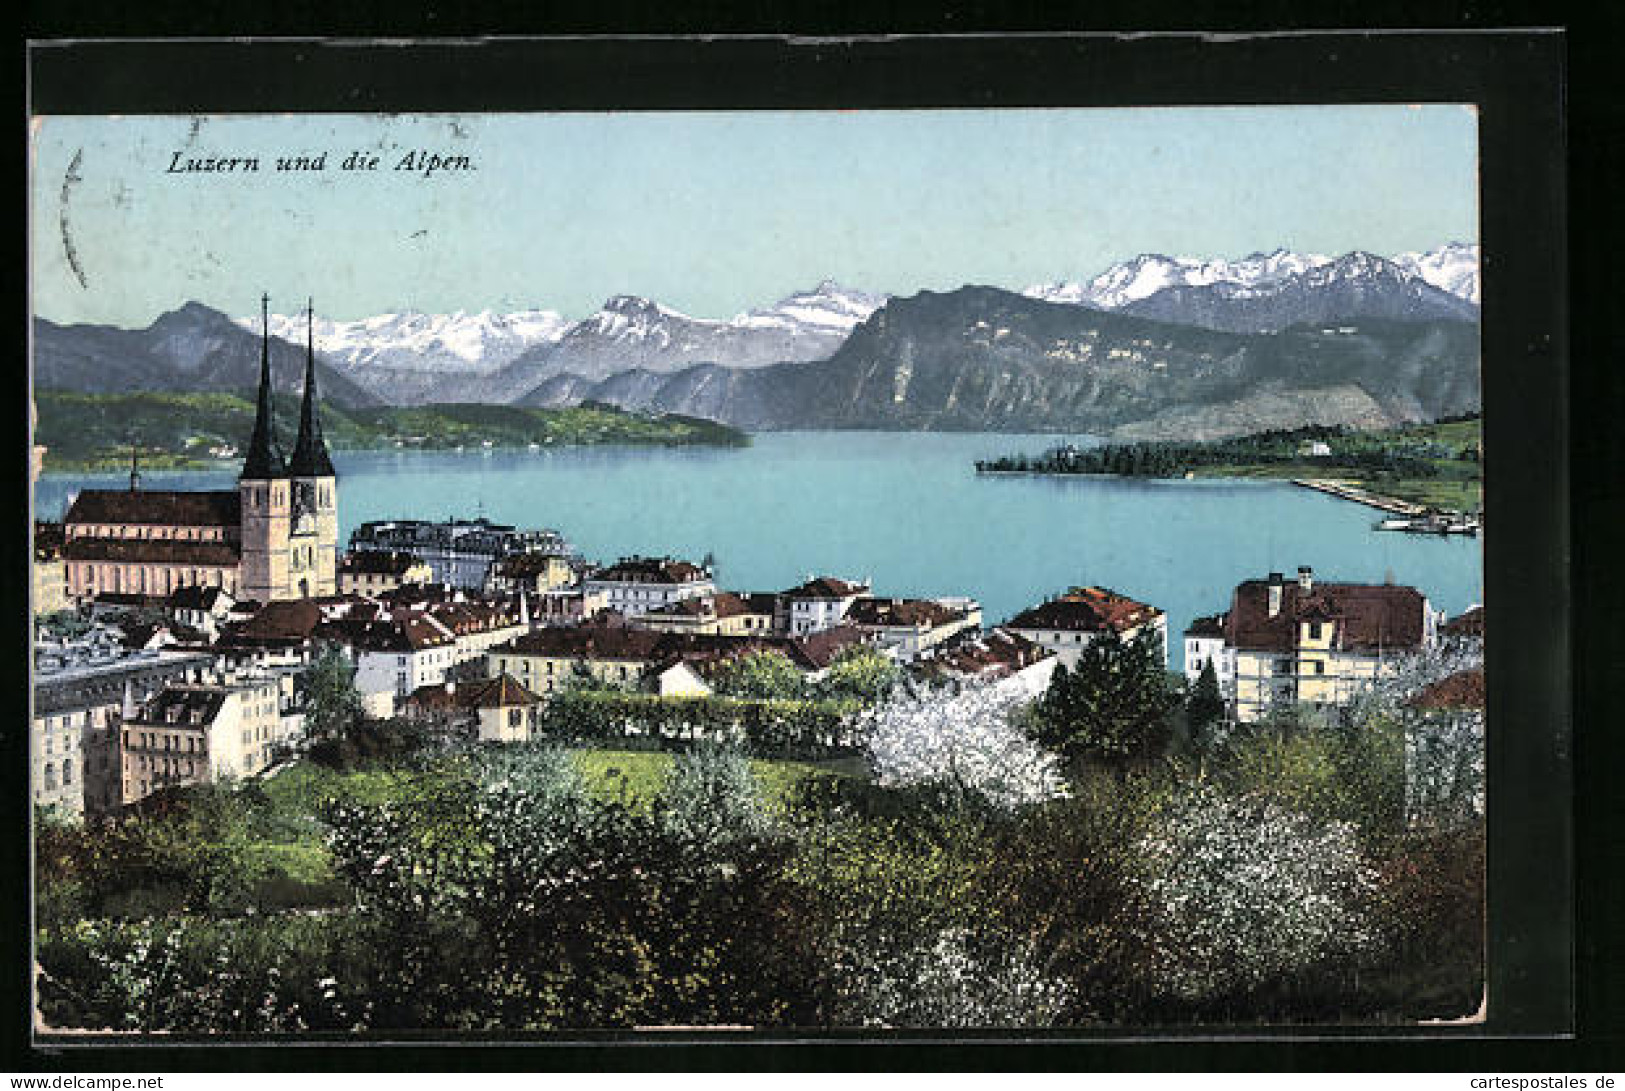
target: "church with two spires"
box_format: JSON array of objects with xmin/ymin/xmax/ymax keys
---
[{"xmin": 60, "ymin": 298, "xmax": 341, "ymax": 605}]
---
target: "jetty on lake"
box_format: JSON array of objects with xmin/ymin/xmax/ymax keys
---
[{"xmin": 1293, "ymin": 478, "xmax": 1479, "ymax": 536}]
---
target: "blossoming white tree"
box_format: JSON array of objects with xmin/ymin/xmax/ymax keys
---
[
  {"xmin": 861, "ymin": 684, "xmax": 1067, "ymax": 810},
  {"xmin": 1131, "ymin": 788, "xmax": 1380, "ymax": 1002}
]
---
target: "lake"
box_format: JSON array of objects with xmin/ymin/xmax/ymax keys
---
[{"xmin": 35, "ymin": 431, "xmax": 1484, "ymax": 670}]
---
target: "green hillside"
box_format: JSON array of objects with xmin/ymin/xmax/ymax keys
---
[{"xmin": 33, "ymin": 390, "xmax": 749, "ymax": 471}]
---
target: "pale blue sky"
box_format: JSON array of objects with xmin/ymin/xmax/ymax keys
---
[{"xmin": 29, "ymin": 106, "xmax": 1478, "ymax": 326}]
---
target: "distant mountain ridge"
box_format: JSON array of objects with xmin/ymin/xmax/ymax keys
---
[
  {"xmin": 516, "ymin": 284, "xmax": 1481, "ymax": 440},
  {"xmin": 1024, "ymin": 245, "xmax": 1479, "ymax": 333},
  {"xmin": 33, "ymin": 302, "xmax": 381, "ymax": 408},
  {"xmin": 241, "ymin": 281, "xmax": 886, "ymax": 405},
  {"xmin": 33, "ymin": 245, "xmax": 1479, "ymax": 440}
]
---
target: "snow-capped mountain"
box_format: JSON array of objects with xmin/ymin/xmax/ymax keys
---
[
  {"xmin": 732, "ymin": 280, "xmax": 888, "ymax": 334},
  {"xmin": 1025, "ymin": 245, "xmax": 1480, "ymax": 334},
  {"xmin": 235, "ymin": 283, "xmax": 886, "ymax": 405},
  {"xmin": 1026, "ymin": 243, "xmax": 1480, "ymax": 311},
  {"xmin": 1025, "ymin": 249, "xmax": 1333, "ymax": 310},
  {"xmin": 242, "ymin": 308, "xmax": 571, "ymax": 404},
  {"xmin": 1392, "ymin": 242, "xmax": 1480, "ymax": 304},
  {"xmin": 1115, "ymin": 251, "xmax": 1479, "ymax": 333}
]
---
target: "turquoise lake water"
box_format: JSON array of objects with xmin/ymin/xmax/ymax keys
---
[{"xmin": 35, "ymin": 431, "xmax": 1483, "ymax": 670}]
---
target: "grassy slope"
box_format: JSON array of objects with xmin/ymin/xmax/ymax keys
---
[
  {"xmin": 215, "ymin": 750, "xmax": 848, "ymax": 902},
  {"xmin": 33, "ymin": 390, "xmax": 748, "ymax": 471},
  {"xmin": 1189, "ymin": 417, "xmax": 1482, "ymax": 511}
]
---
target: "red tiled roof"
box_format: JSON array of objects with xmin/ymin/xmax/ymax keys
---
[
  {"xmin": 783, "ymin": 576, "xmax": 867, "ymax": 600},
  {"xmin": 499, "ymin": 627, "xmax": 667, "ymax": 662},
  {"xmin": 1441, "ymin": 606, "xmax": 1485, "ymax": 639},
  {"xmin": 404, "ymin": 673, "xmax": 541, "ymax": 712},
  {"xmin": 787, "ymin": 624, "xmax": 868, "ymax": 670},
  {"xmin": 1007, "ymin": 586, "xmax": 1161, "ymax": 634},
  {"xmin": 1223, "ymin": 578, "xmax": 1427, "ymax": 654},
  {"xmin": 922, "ymin": 628, "xmax": 1050, "ymax": 681},
  {"xmin": 66, "ymin": 489, "xmax": 240, "ymax": 528},
  {"xmin": 590, "ymin": 556, "xmax": 708, "ymax": 585},
  {"xmin": 225, "ymin": 599, "xmax": 324, "ymax": 643},
  {"xmin": 61, "ymin": 537, "xmax": 241, "ymax": 567},
  {"xmin": 1407, "ymin": 668, "xmax": 1485, "ymax": 711},
  {"xmin": 847, "ymin": 597, "xmax": 964, "ymax": 629}
]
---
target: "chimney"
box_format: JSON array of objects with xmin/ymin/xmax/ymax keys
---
[
  {"xmin": 1267, "ymin": 571, "xmax": 1284, "ymax": 618},
  {"xmin": 1297, "ymin": 566, "xmax": 1314, "ymax": 592}
]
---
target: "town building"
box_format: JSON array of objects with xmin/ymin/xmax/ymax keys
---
[
  {"xmin": 165, "ymin": 585, "xmax": 237, "ymax": 641},
  {"xmin": 32, "ymin": 632, "xmax": 215, "ymax": 818},
  {"xmin": 325, "ymin": 595, "xmax": 526, "ymax": 699},
  {"xmin": 485, "ymin": 551, "xmax": 577, "ymax": 596},
  {"xmin": 487, "ymin": 626, "xmax": 669, "ymax": 694},
  {"xmin": 846, "ymin": 596, "xmax": 982, "ymax": 661},
  {"xmin": 1192, "ymin": 566, "xmax": 1437, "ymax": 723},
  {"xmin": 1182, "ymin": 614, "xmax": 1234, "ymax": 700},
  {"xmin": 59, "ymin": 297, "xmax": 339, "ymax": 605},
  {"xmin": 400, "ymin": 674, "xmax": 544, "ymax": 744},
  {"xmin": 119, "ymin": 675, "xmax": 298, "ymax": 807},
  {"xmin": 633, "ymin": 591, "xmax": 778, "ymax": 637},
  {"xmin": 485, "ymin": 623, "xmax": 869, "ymax": 696},
  {"xmin": 582, "ymin": 556, "xmax": 716, "ymax": 617},
  {"xmin": 912, "ymin": 628, "xmax": 1055, "ymax": 689},
  {"xmin": 1005, "ymin": 585, "xmax": 1168, "ymax": 670},
  {"xmin": 349, "ymin": 517, "xmax": 569, "ymax": 589},
  {"xmin": 338, "ymin": 550, "xmax": 433, "ymax": 596}
]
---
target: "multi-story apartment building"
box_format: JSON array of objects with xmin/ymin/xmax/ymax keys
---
[
  {"xmin": 582, "ymin": 556, "xmax": 715, "ymax": 617},
  {"xmin": 349, "ymin": 518, "xmax": 569, "ymax": 589},
  {"xmin": 32, "ymin": 634, "xmax": 215, "ymax": 818},
  {"xmin": 338, "ymin": 550, "xmax": 433, "ymax": 596},
  {"xmin": 780, "ymin": 576, "xmax": 870, "ymax": 636},
  {"xmin": 1188, "ymin": 566, "xmax": 1437, "ymax": 723},
  {"xmin": 845, "ymin": 596, "xmax": 982, "ymax": 662},
  {"xmin": 1005, "ymin": 585, "xmax": 1168, "ymax": 670},
  {"xmin": 118, "ymin": 675, "xmax": 297, "ymax": 807}
]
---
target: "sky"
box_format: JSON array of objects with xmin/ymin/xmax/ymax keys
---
[{"xmin": 29, "ymin": 106, "xmax": 1478, "ymax": 327}]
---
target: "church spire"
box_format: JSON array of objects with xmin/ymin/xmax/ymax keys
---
[
  {"xmin": 241, "ymin": 293, "xmax": 287, "ymax": 480},
  {"xmin": 289, "ymin": 297, "xmax": 336, "ymax": 478}
]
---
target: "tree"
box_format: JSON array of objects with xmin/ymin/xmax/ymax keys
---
[
  {"xmin": 711, "ymin": 649, "xmax": 805, "ymax": 700},
  {"xmin": 819, "ymin": 645, "xmax": 902, "ymax": 703},
  {"xmin": 298, "ymin": 643, "xmax": 364, "ymax": 744},
  {"xmin": 1030, "ymin": 629, "xmax": 1179, "ymax": 765},
  {"xmin": 1185, "ymin": 661, "xmax": 1226, "ymax": 741},
  {"xmin": 1129, "ymin": 788, "xmax": 1381, "ymax": 1005}
]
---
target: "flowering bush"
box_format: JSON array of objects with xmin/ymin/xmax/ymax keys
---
[
  {"xmin": 829, "ymin": 926, "xmax": 1073, "ymax": 1028},
  {"xmin": 659, "ymin": 742, "xmax": 774, "ymax": 849},
  {"xmin": 1130, "ymin": 788, "xmax": 1381, "ymax": 1004},
  {"xmin": 862, "ymin": 684, "xmax": 1067, "ymax": 810}
]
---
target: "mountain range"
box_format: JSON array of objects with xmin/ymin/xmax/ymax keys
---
[
  {"xmin": 516, "ymin": 285, "xmax": 1480, "ymax": 439},
  {"xmin": 31, "ymin": 244, "xmax": 1480, "ymax": 440},
  {"xmin": 254, "ymin": 281, "xmax": 886, "ymax": 405},
  {"xmin": 33, "ymin": 302, "xmax": 382, "ymax": 408}
]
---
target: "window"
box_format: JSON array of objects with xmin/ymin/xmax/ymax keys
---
[{"xmin": 62, "ymin": 759, "xmax": 73, "ymax": 785}]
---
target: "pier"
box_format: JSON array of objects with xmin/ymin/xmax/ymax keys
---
[{"xmin": 1291, "ymin": 478, "xmax": 1429, "ymax": 516}]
